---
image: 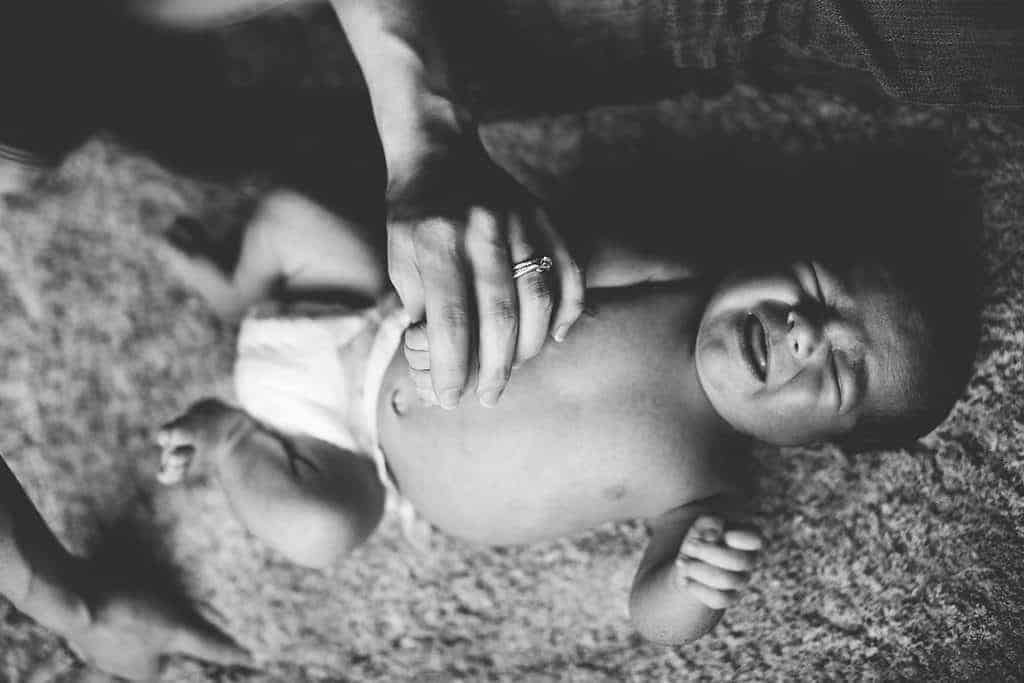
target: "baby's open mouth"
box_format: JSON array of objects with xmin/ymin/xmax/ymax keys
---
[{"xmin": 742, "ymin": 313, "xmax": 769, "ymax": 383}]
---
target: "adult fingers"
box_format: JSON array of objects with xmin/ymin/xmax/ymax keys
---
[
  {"xmin": 412, "ymin": 218, "xmax": 472, "ymax": 410},
  {"xmin": 534, "ymin": 207, "xmax": 585, "ymax": 343},
  {"xmin": 507, "ymin": 213, "xmax": 554, "ymax": 365},
  {"xmin": 465, "ymin": 206, "xmax": 518, "ymax": 406}
]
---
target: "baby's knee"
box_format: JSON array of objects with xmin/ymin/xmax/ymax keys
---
[
  {"xmin": 215, "ymin": 433, "xmax": 388, "ymax": 569},
  {"xmin": 268, "ymin": 493, "xmax": 385, "ymax": 569}
]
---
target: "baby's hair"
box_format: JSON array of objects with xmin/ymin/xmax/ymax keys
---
[
  {"xmin": 824, "ymin": 154, "xmax": 984, "ymax": 453},
  {"xmin": 834, "ymin": 256, "xmax": 982, "ymax": 453}
]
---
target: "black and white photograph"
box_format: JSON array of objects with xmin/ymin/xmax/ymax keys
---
[{"xmin": 1, "ymin": 1, "xmax": 1022, "ymax": 680}]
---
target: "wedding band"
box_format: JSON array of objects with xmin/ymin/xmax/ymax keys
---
[{"xmin": 512, "ymin": 256, "xmax": 553, "ymax": 280}]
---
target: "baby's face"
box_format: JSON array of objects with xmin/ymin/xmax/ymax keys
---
[{"xmin": 695, "ymin": 260, "xmax": 925, "ymax": 446}]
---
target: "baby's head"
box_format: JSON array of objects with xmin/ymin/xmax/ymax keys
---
[{"xmin": 695, "ymin": 256, "xmax": 979, "ymax": 449}]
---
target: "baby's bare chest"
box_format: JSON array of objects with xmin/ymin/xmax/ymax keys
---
[
  {"xmin": 398, "ymin": 438, "xmax": 731, "ymax": 545},
  {"xmin": 380, "ymin": 391, "xmax": 737, "ymax": 546}
]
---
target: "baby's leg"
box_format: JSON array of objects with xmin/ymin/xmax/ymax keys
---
[
  {"xmin": 161, "ymin": 189, "xmax": 388, "ymax": 320},
  {"xmin": 157, "ymin": 399, "xmax": 386, "ymax": 569}
]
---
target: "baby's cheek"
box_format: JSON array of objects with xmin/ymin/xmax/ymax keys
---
[{"xmin": 695, "ymin": 323, "xmax": 729, "ymax": 387}]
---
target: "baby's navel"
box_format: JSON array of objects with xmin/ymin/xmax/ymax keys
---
[{"xmin": 390, "ymin": 388, "xmax": 409, "ymax": 416}]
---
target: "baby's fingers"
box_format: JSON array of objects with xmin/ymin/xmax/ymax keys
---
[
  {"xmin": 680, "ymin": 538, "xmax": 756, "ymax": 573},
  {"xmin": 404, "ymin": 323, "xmax": 431, "ymax": 372},
  {"xmin": 680, "ymin": 577, "xmax": 740, "ymax": 611},
  {"xmin": 409, "ymin": 369, "xmax": 439, "ymax": 406},
  {"xmin": 686, "ymin": 514, "xmax": 725, "ymax": 543},
  {"xmin": 404, "ymin": 347, "xmax": 431, "ymax": 372},
  {"xmin": 724, "ymin": 528, "xmax": 764, "ymax": 552},
  {"xmin": 676, "ymin": 558, "xmax": 749, "ymax": 592},
  {"xmin": 404, "ymin": 323, "xmax": 429, "ymax": 352}
]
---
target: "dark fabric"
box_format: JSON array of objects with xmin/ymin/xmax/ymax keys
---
[
  {"xmin": 1, "ymin": 0, "xmax": 1021, "ymax": 174},
  {"xmin": 0, "ymin": 2, "xmax": 102, "ymax": 164},
  {"xmin": 456, "ymin": 0, "xmax": 1024, "ymax": 116},
  {"xmin": 765, "ymin": 1, "xmax": 1024, "ymax": 109},
  {"xmin": 0, "ymin": 3, "xmax": 383, "ymax": 217}
]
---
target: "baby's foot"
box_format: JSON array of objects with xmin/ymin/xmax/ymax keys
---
[
  {"xmin": 156, "ymin": 399, "xmax": 243, "ymax": 485},
  {"xmin": 156, "ymin": 423, "xmax": 200, "ymax": 486}
]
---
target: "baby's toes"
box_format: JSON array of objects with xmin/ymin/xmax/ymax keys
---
[{"xmin": 155, "ymin": 426, "xmax": 199, "ymax": 486}]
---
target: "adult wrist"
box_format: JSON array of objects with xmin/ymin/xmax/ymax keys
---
[{"xmin": 380, "ymin": 91, "xmax": 474, "ymax": 186}]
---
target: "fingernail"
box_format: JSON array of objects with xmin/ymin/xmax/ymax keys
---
[
  {"xmin": 478, "ymin": 388, "xmax": 502, "ymax": 407},
  {"xmin": 681, "ymin": 542, "xmax": 698, "ymax": 555},
  {"xmin": 552, "ymin": 324, "xmax": 570, "ymax": 343},
  {"xmin": 438, "ymin": 389, "xmax": 461, "ymax": 410}
]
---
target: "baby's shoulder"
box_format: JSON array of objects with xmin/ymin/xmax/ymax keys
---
[{"xmin": 678, "ymin": 429, "xmax": 756, "ymax": 501}]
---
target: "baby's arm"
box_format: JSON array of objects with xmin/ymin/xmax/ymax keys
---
[
  {"xmin": 629, "ymin": 497, "xmax": 763, "ymax": 644},
  {"xmin": 161, "ymin": 190, "xmax": 387, "ymax": 319}
]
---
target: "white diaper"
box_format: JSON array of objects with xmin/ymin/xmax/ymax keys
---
[{"xmin": 234, "ymin": 298, "xmax": 430, "ymax": 548}]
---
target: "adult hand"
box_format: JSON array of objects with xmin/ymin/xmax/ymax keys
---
[
  {"xmin": 387, "ymin": 135, "xmax": 585, "ymax": 409},
  {"xmin": 66, "ymin": 570, "xmax": 250, "ymax": 680}
]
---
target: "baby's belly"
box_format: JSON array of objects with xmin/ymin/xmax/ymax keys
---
[
  {"xmin": 389, "ymin": 445, "xmax": 654, "ymax": 546},
  {"xmin": 384, "ymin": 435, "xmax": 659, "ymax": 546},
  {"xmin": 375, "ymin": 348, "xmax": 733, "ymax": 546}
]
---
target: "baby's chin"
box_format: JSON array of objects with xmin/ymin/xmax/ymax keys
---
[
  {"xmin": 692, "ymin": 325, "xmax": 749, "ymax": 439},
  {"xmin": 693, "ymin": 314, "xmax": 746, "ymax": 401}
]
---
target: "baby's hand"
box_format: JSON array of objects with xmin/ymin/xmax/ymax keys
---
[
  {"xmin": 402, "ymin": 322, "xmax": 441, "ymax": 406},
  {"xmin": 675, "ymin": 515, "xmax": 764, "ymax": 610}
]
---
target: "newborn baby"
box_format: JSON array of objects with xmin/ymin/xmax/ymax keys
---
[{"xmin": 157, "ymin": 190, "xmax": 974, "ymax": 644}]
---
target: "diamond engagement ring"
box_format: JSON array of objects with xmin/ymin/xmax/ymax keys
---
[{"xmin": 512, "ymin": 256, "xmax": 553, "ymax": 280}]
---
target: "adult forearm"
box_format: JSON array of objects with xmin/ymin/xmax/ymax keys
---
[
  {"xmin": 328, "ymin": 0, "xmax": 471, "ymax": 186},
  {"xmin": 0, "ymin": 458, "xmax": 91, "ymax": 637}
]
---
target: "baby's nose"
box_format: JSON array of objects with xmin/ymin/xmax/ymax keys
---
[{"xmin": 786, "ymin": 308, "xmax": 823, "ymax": 360}]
